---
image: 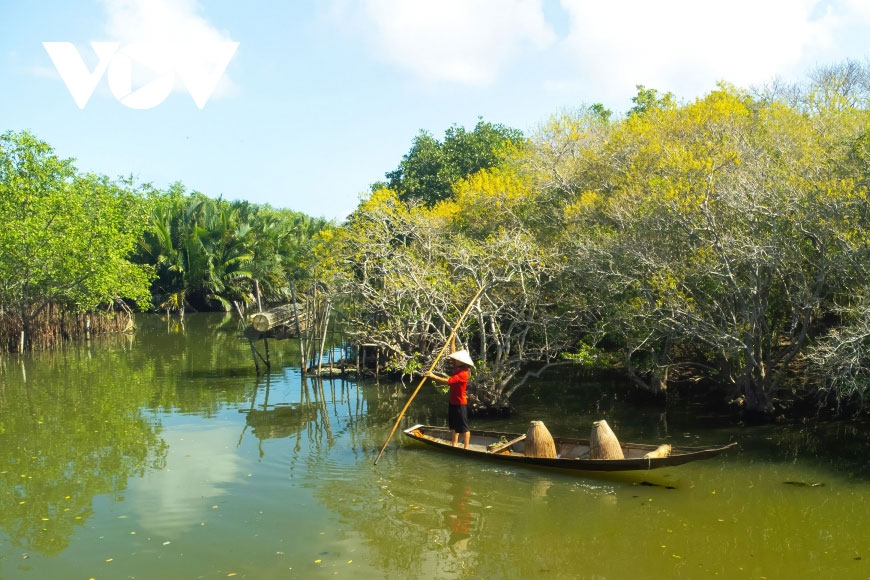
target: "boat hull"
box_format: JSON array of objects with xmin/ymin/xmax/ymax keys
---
[{"xmin": 403, "ymin": 425, "xmax": 736, "ymax": 472}]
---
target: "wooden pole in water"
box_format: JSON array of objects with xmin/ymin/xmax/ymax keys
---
[
  {"xmin": 289, "ymin": 280, "xmax": 306, "ymax": 375},
  {"xmin": 235, "ymin": 300, "xmax": 265, "ymax": 373},
  {"xmin": 374, "ymin": 284, "xmax": 487, "ymax": 465},
  {"xmin": 316, "ymin": 301, "xmax": 331, "ymax": 377}
]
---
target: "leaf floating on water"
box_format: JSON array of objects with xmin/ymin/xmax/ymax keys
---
[
  {"xmin": 347, "ymin": 560, "xmax": 353, "ymax": 564},
  {"xmin": 314, "ymin": 559, "xmax": 322, "ymax": 563},
  {"xmin": 106, "ymin": 558, "xmax": 113, "ymax": 562},
  {"xmin": 227, "ymin": 573, "xmax": 237, "ymax": 577},
  {"xmin": 783, "ymin": 481, "xmax": 825, "ymax": 487}
]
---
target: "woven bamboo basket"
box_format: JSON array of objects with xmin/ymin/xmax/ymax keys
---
[
  {"xmin": 525, "ymin": 420, "xmax": 557, "ymax": 459},
  {"xmin": 590, "ymin": 420, "xmax": 624, "ymax": 459}
]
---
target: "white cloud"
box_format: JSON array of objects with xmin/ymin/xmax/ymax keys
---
[
  {"xmin": 554, "ymin": 0, "xmax": 848, "ymax": 105},
  {"xmin": 99, "ymin": 0, "xmax": 231, "ymax": 46},
  {"xmin": 97, "ymin": 0, "xmax": 239, "ymax": 101},
  {"xmin": 336, "ymin": 0, "xmax": 556, "ymax": 86}
]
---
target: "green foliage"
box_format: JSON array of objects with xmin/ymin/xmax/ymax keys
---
[
  {"xmin": 324, "ymin": 60, "xmax": 870, "ymax": 416},
  {"xmin": 560, "ymin": 342, "xmax": 616, "ymax": 368},
  {"xmin": 0, "ymin": 131, "xmax": 152, "ymax": 340},
  {"xmin": 385, "ymin": 118, "xmax": 524, "ymax": 206},
  {"xmin": 589, "ymin": 103, "xmax": 613, "ymax": 123},
  {"xmin": 628, "ymin": 84, "xmax": 676, "ymax": 116},
  {"xmin": 135, "ymin": 187, "xmax": 330, "ymax": 312}
]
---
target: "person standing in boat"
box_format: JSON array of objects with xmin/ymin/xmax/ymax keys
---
[{"xmin": 426, "ymin": 348, "xmax": 475, "ymax": 449}]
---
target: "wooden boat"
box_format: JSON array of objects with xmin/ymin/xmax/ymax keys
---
[{"xmin": 403, "ymin": 424, "xmax": 736, "ymax": 472}]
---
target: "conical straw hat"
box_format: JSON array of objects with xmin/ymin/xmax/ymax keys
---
[{"xmin": 448, "ymin": 350, "xmax": 475, "ymax": 368}]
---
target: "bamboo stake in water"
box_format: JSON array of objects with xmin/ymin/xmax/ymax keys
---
[
  {"xmin": 289, "ymin": 280, "xmax": 305, "ymax": 374},
  {"xmin": 374, "ymin": 284, "xmax": 486, "ymax": 465},
  {"xmin": 316, "ymin": 301, "xmax": 332, "ymax": 377}
]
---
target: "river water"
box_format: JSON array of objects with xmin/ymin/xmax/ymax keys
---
[{"xmin": 2, "ymin": 314, "xmax": 870, "ymax": 579}]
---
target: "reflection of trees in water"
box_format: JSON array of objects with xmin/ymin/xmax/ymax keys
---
[
  {"xmin": 232, "ymin": 374, "xmax": 496, "ymax": 577},
  {"xmin": 0, "ymin": 312, "xmax": 283, "ymax": 558},
  {"xmin": 734, "ymin": 421, "xmax": 870, "ymax": 480},
  {"xmin": 238, "ymin": 375, "xmax": 384, "ymax": 460},
  {"xmin": 0, "ymin": 348, "xmax": 167, "ymax": 556},
  {"xmin": 131, "ymin": 313, "xmax": 263, "ymax": 415},
  {"xmin": 245, "ymin": 406, "xmax": 317, "ymax": 439}
]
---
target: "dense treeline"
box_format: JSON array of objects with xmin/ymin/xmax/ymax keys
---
[
  {"xmin": 5, "ymin": 61, "xmax": 870, "ymax": 419},
  {"xmin": 132, "ymin": 184, "xmax": 328, "ymax": 313},
  {"xmin": 0, "ymin": 131, "xmax": 329, "ymax": 350},
  {"xmin": 316, "ymin": 61, "xmax": 870, "ymax": 417},
  {"xmin": 0, "ymin": 131, "xmax": 152, "ymax": 350}
]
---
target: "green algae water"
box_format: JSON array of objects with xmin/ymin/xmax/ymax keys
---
[{"xmin": 2, "ymin": 314, "xmax": 870, "ymax": 579}]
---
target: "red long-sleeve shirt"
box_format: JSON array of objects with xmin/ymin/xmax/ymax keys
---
[{"xmin": 447, "ymin": 368, "xmax": 470, "ymax": 405}]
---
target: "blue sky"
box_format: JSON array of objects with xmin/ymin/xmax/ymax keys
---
[{"xmin": 2, "ymin": 1, "xmax": 869, "ymax": 221}]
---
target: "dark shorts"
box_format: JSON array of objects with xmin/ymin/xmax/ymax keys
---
[{"xmin": 448, "ymin": 404, "xmax": 469, "ymax": 434}]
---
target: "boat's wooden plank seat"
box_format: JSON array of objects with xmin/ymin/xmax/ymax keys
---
[{"xmin": 487, "ymin": 434, "xmax": 526, "ymax": 454}]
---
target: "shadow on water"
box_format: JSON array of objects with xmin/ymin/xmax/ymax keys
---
[{"xmin": 179, "ymin": 367, "xmax": 258, "ymax": 380}]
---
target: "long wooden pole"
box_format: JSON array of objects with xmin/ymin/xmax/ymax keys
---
[
  {"xmin": 374, "ymin": 284, "xmax": 486, "ymax": 465},
  {"xmin": 289, "ymin": 280, "xmax": 306, "ymax": 374}
]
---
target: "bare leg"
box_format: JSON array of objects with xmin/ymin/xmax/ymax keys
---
[
  {"xmin": 463, "ymin": 431, "xmax": 470, "ymax": 449},
  {"xmin": 451, "ymin": 430, "xmax": 459, "ymax": 447}
]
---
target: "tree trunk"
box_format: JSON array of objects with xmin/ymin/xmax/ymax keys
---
[
  {"xmin": 250, "ymin": 304, "xmax": 304, "ymax": 333},
  {"xmin": 742, "ymin": 377, "xmax": 773, "ymax": 417}
]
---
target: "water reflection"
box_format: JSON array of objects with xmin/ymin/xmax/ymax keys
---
[
  {"xmin": 243, "ymin": 405, "xmax": 317, "ymax": 440},
  {"xmin": 444, "ymin": 480, "xmax": 473, "ymax": 552},
  {"xmin": 0, "ymin": 348, "xmax": 167, "ymax": 555},
  {"xmin": 128, "ymin": 424, "xmax": 245, "ymax": 538},
  {"xmin": 4, "ymin": 313, "xmax": 870, "ymax": 580},
  {"xmin": 237, "ymin": 375, "xmax": 337, "ymax": 458}
]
